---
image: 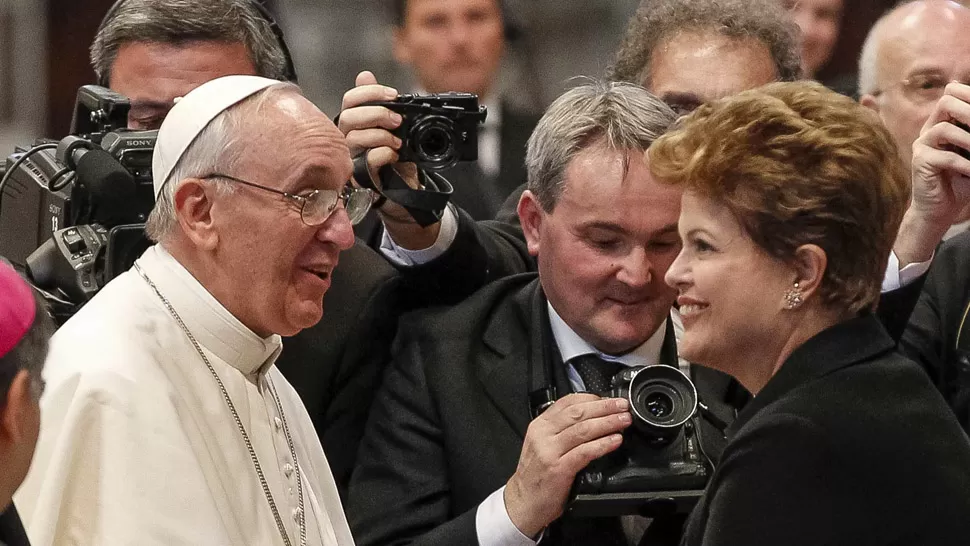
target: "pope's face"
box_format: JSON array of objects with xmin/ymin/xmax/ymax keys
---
[{"xmin": 208, "ymin": 93, "xmax": 356, "ymax": 337}]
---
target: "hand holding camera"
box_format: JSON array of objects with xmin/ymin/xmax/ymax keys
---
[
  {"xmin": 339, "ymin": 70, "xmax": 487, "ymax": 246},
  {"xmin": 504, "ymin": 394, "xmax": 631, "ymax": 539},
  {"xmin": 898, "ymin": 82, "xmax": 970, "ymax": 265}
]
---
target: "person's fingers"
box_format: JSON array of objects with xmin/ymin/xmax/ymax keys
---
[
  {"xmin": 920, "ymin": 119, "xmax": 970, "ymax": 154},
  {"xmin": 559, "ymin": 433, "xmax": 625, "ymax": 473},
  {"xmin": 345, "ymin": 128, "xmax": 402, "ymax": 155},
  {"xmin": 355, "ymin": 70, "xmax": 379, "ymax": 87},
  {"xmin": 915, "ymin": 145, "xmax": 970, "ymax": 180},
  {"xmin": 541, "ymin": 397, "xmax": 630, "ymax": 433},
  {"xmin": 338, "ymin": 105, "xmax": 402, "ymax": 133},
  {"xmin": 920, "ymin": 92, "xmax": 970, "ymax": 135},
  {"xmin": 553, "ymin": 412, "xmax": 632, "ymax": 455},
  {"xmin": 341, "ymin": 84, "xmax": 399, "ymax": 112},
  {"xmin": 348, "ymin": 147, "xmax": 400, "ymax": 191},
  {"xmin": 944, "ymin": 81, "xmax": 970, "ymax": 104}
]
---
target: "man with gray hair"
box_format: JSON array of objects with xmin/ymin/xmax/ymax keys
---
[
  {"xmin": 14, "ymin": 76, "xmax": 365, "ymax": 545},
  {"xmin": 90, "ymin": 0, "xmax": 285, "ymax": 129},
  {"xmin": 348, "ymin": 81, "xmax": 717, "ymax": 546}
]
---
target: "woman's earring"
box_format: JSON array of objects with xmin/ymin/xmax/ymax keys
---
[{"xmin": 784, "ymin": 281, "xmax": 803, "ymax": 310}]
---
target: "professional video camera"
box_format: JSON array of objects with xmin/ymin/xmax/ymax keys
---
[
  {"xmin": 364, "ymin": 92, "xmax": 487, "ymax": 171},
  {"xmin": 569, "ymin": 365, "xmax": 712, "ymax": 518},
  {"xmin": 0, "ymin": 85, "xmax": 154, "ymax": 317}
]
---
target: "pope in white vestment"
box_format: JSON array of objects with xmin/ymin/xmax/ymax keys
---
[
  {"xmin": 14, "ymin": 245, "xmax": 354, "ymax": 546},
  {"xmin": 14, "ymin": 76, "xmax": 360, "ymax": 546}
]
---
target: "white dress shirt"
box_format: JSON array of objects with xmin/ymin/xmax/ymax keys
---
[
  {"xmin": 15, "ymin": 245, "xmax": 353, "ymax": 546},
  {"xmin": 478, "ymin": 95, "xmax": 503, "ymax": 178},
  {"xmin": 474, "ymin": 304, "xmax": 678, "ymax": 546}
]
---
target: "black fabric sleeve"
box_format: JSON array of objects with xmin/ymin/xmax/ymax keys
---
[
  {"xmin": 689, "ymin": 415, "xmax": 837, "ymax": 546},
  {"xmin": 877, "ymin": 272, "xmax": 927, "ymax": 343},
  {"xmin": 897, "ymin": 234, "xmax": 970, "ymax": 430},
  {"xmin": 347, "ymin": 326, "xmax": 480, "ymax": 546},
  {"xmin": 398, "ymin": 203, "xmax": 533, "ymax": 309}
]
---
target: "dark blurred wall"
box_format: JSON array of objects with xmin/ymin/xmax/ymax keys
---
[{"xmin": 46, "ymin": 0, "xmax": 115, "ymax": 137}]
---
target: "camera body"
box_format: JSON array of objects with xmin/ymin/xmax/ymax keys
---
[
  {"xmin": 569, "ymin": 365, "xmax": 712, "ymax": 517},
  {"xmin": 0, "ymin": 85, "xmax": 154, "ymax": 318},
  {"xmin": 366, "ymin": 93, "xmax": 487, "ymax": 171}
]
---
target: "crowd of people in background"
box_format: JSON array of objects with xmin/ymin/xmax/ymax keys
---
[{"xmin": 3, "ymin": 0, "xmax": 970, "ymax": 545}]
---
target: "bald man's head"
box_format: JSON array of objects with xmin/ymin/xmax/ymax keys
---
[{"xmin": 859, "ymin": 0, "xmax": 970, "ymax": 171}]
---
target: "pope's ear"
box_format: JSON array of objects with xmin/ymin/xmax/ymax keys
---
[{"xmin": 173, "ymin": 178, "xmax": 219, "ymax": 250}]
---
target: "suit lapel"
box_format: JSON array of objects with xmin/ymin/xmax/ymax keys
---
[{"xmin": 476, "ymin": 279, "xmax": 541, "ymax": 438}]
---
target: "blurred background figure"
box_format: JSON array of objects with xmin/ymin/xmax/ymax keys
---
[
  {"xmin": 859, "ymin": 0, "xmax": 970, "ymax": 239},
  {"xmin": 783, "ymin": 0, "xmax": 844, "ymax": 81},
  {"xmin": 17, "ymin": 1, "xmax": 913, "ymax": 139},
  {"xmin": 369, "ymin": 0, "xmax": 539, "ymax": 229},
  {"xmin": 0, "ymin": 261, "xmax": 54, "ymax": 546}
]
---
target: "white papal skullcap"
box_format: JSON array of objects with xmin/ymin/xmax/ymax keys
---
[{"xmin": 152, "ymin": 75, "xmax": 284, "ymax": 198}]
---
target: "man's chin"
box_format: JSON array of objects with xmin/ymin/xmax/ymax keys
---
[
  {"xmin": 588, "ymin": 316, "xmax": 667, "ymax": 355},
  {"xmin": 280, "ymin": 303, "xmax": 324, "ymax": 336}
]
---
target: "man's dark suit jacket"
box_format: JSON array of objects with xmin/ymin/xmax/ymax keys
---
[
  {"xmin": 897, "ymin": 231, "xmax": 970, "ymax": 432},
  {"xmin": 275, "ymin": 242, "xmax": 401, "ymax": 498},
  {"xmin": 347, "ymin": 274, "xmax": 741, "ymax": 546},
  {"xmin": 0, "ymin": 504, "xmax": 30, "ymax": 546},
  {"xmin": 681, "ymin": 315, "xmax": 970, "ymax": 545}
]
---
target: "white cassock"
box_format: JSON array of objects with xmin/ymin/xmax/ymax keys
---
[{"xmin": 15, "ymin": 245, "xmax": 355, "ymax": 546}]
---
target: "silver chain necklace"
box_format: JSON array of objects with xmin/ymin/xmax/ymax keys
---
[{"xmin": 134, "ymin": 263, "xmax": 307, "ymax": 546}]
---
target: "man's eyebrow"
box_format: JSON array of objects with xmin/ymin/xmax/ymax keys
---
[
  {"xmin": 128, "ymin": 100, "xmax": 174, "ymax": 112},
  {"xmin": 578, "ymin": 221, "xmax": 626, "ymax": 233},
  {"xmin": 660, "ymin": 91, "xmax": 703, "ymax": 109}
]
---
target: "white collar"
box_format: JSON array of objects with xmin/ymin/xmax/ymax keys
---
[
  {"xmin": 944, "ymin": 218, "xmax": 970, "ymax": 240},
  {"xmin": 546, "ymin": 301, "xmax": 667, "ymax": 367},
  {"xmin": 482, "ymin": 94, "xmax": 501, "ymax": 129},
  {"xmin": 134, "ymin": 245, "xmax": 282, "ymax": 376}
]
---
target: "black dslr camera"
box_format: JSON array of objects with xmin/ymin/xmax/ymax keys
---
[
  {"xmin": 569, "ymin": 365, "xmax": 712, "ymax": 517},
  {"xmin": 366, "ymin": 93, "xmax": 487, "ymax": 171}
]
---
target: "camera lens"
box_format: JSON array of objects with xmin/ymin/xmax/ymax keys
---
[
  {"xmin": 409, "ymin": 115, "xmax": 459, "ymax": 171},
  {"xmin": 626, "ymin": 366, "xmax": 698, "ymax": 436},
  {"xmin": 419, "ymin": 126, "xmax": 450, "ymax": 158},
  {"xmin": 644, "ymin": 392, "xmax": 674, "ymax": 419}
]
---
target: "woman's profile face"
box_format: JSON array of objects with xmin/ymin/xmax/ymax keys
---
[{"xmin": 664, "ymin": 190, "xmax": 795, "ymax": 375}]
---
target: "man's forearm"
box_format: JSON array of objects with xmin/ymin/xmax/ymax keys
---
[{"xmin": 893, "ymin": 210, "xmax": 950, "ymax": 268}]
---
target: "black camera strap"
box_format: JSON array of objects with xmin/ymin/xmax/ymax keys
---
[
  {"xmin": 528, "ymin": 286, "xmax": 562, "ymax": 419},
  {"xmin": 351, "ymin": 155, "xmax": 453, "ymax": 227}
]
